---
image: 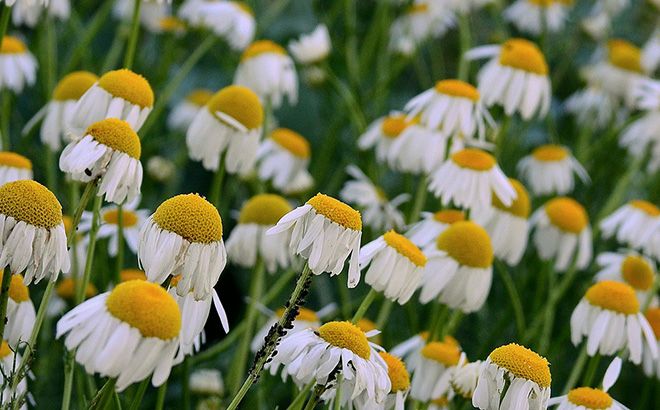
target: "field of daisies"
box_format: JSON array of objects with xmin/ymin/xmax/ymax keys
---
[{"xmin": 1, "ymin": 0, "xmax": 660, "ymax": 409}]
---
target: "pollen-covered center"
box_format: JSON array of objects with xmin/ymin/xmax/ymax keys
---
[
  {"xmin": 421, "ymin": 341, "xmax": 461, "ymax": 367},
  {"xmin": 102, "ymin": 208, "xmax": 139, "ymax": 227},
  {"xmin": 607, "ymin": 39, "xmax": 643, "ymax": 73},
  {"xmin": 451, "ymin": 148, "xmax": 496, "ymax": 171},
  {"xmin": 357, "ymin": 318, "xmax": 377, "ymax": 334},
  {"xmin": 645, "ymin": 308, "xmax": 660, "ymax": 340},
  {"xmin": 318, "ymin": 321, "xmax": 370, "ymax": 360},
  {"xmin": 270, "ymin": 128, "xmax": 311, "ymax": 158},
  {"xmin": 97, "ymin": 69, "xmax": 154, "ymax": 108},
  {"xmin": 85, "ymin": 118, "xmax": 141, "ymax": 159},
  {"xmin": 52, "ymin": 71, "xmax": 99, "ymax": 101},
  {"xmin": 434, "ymin": 79, "xmax": 480, "ymax": 101},
  {"xmin": 380, "ymin": 352, "xmax": 410, "ymax": 392},
  {"xmin": 120, "ymin": 268, "xmax": 147, "ymax": 282},
  {"xmin": 384, "ymin": 230, "xmax": 426, "ymax": 267},
  {"xmin": 106, "ymin": 280, "xmax": 181, "ymax": 340},
  {"xmin": 0, "ymin": 180, "xmax": 62, "ymax": 229},
  {"xmin": 629, "ymin": 200, "xmax": 660, "ymax": 216},
  {"xmin": 567, "ymin": 387, "xmax": 613, "ymax": 409},
  {"xmin": 241, "ymin": 40, "xmax": 287, "ymax": 61},
  {"xmin": 381, "ymin": 115, "xmax": 414, "ymax": 138},
  {"xmin": 307, "ymin": 193, "xmax": 362, "ymax": 231},
  {"xmin": 585, "ymin": 280, "xmax": 639, "ymax": 314},
  {"xmin": 207, "ymin": 85, "xmax": 264, "ymax": 130},
  {"xmin": 1, "ymin": 36, "xmax": 26, "ymax": 54},
  {"xmin": 158, "ymin": 16, "xmax": 185, "ymax": 32},
  {"xmin": 0, "ymin": 152, "xmax": 32, "ymax": 169},
  {"xmin": 621, "ymin": 255, "xmax": 654, "ymax": 291},
  {"xmin": 0, "ymin": 273, "xmax": 30, "ymax": 303},
  {"xmin": 153, "ymin": 194, "xmax": 223, "ymax": 243},
  {"xmin": 0, "ymin": 341, "xmax": 11, "ymax": 358},
  {"xmin": 493, "ymin": 179, "xmax": 530, "ymax": 218},
  {"xmin": 239, "ymin": 194, "xmax": 292, "ymax": 225},
  {"xmin": 489, "ymin": 343, "xmax": 551, "ymax": 388},
  {"xmin": 275, "ymin": 307, "xmax": 319, "ymax": 323},
  {"xmin": 437, "ymin": 221, "xmax": 493, "ymax": 268},
  {"xmin": 433, "ymin": 209, "xmax": 465, "ymax": 224},
  {"xmin": 499, "ymin": 38, "xmax": 548, "ymax": 75},
  {"xmin": 532, "ymin": 145, "xmax": 569, "ymax": 162},
  {"xmin": 545, "ymin": 197, "xmax": 588, "ymax": 234},
  {"xmin": 185, "ymin": 89, "xmax": 214, "ymax": 107},
  {"xmin": 56, "ymin": 278, "xmax": 97, "ymax": 300}
]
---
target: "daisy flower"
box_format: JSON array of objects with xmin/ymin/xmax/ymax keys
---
[
  {"xmin": 59, "ymin": 118, "xmax": 143, "ymax": 205},
  {"xmin": 595, "ymin": 251, "xmax": 657, "ymax": 305},
  {"xmin": 406, "ymin": 209, "xmax": 466, "ymax": 249},
  {"xmin": 0, "ymin": 152, "xmax": 32, "ymax": 185},
  {"xmin": 186, "ymin": 85, "xmax": 263, "ymax": 175},
  {"xmin": 139, "ymin": 193, "xmax": 226, "ymax": 300},
  {"xmin": 504, "ymin": 0, "xmax": 573, "ymax": 36},
  {"xmin": 451, "ymin": 358, "xmax": 482, "ymax": 399},
  {"xmin": 190, "ymin": 369, "xmax": 224, "ymax": 397},
  {"xmin": 410, "ymin": 340, "xmax": 461, "ymax": 402},
  {"xmin": 563, "ymin": 68, "xmax": 620, "ymax": 130},
  {"xmin": 257, "ymin": 128, "xmax": 311, "ymax": 191},
  {"xmin": 234, "ymin": 40, "xmax": 298, "ymax": 108},
  {"xmin": 530, "ymin": 197, "xmax": 592, "ymax": 272},
  {"xmin": 226, "ymin": 194, "xmax": 294, "ymax": 273},
  {"xmin": 113, "ymin": 0, "xmax": 170, "ymax": 33},
  {"xmin": 288, "ymin": 24, "xmax": 331, "ymax": 65},
  {"xmin": 2, "ymin": 273, "xmax": 36, "ymax": 349},
  {"xmin": 0, "ymin": 36, "xmax": 37, "ymax": 94},
  {"xmin": 48, "ymin": 277, "xmax": 98, "ymax": 318},
  {"xmin": 517, "ymin": 144, "xmax": 589, "ymax": 196},
  {"xmin": 251, "ymin": 307, "xmax": 320, "ymax": 352},
  {"xmin": 0, "ymin": 340, "xmax": 29, "ymax": 410},
  {"xmin": 419, "ymin": 221, "xmax": 494, "ymax": 313},
  {"xmin": 179, "ymin": 1, "xmax": 255, "ymax": 50},
  {"xmin": 167, "ymin": 89, "xmax": 214, "ymax": 133},
  {"xmin": 358, "ymin": 113, "xmax": 415, "ymax": 165},
  {"xmin": 600, "ymin": 200, "xmax": 660, "ymax": 256},
  {"xmin": 267, "ymin": 193, "xmax": 362, "ymax": 288},
  {"xmin": 389, "ymin": 3, "xmax": 455, "ymax": 56},
  {"xmin": 153, "ymin": 16, "xmax": 186, "ymax": 36},
  {"xmin": 619, "ymin": 79, "xmax": 660, "ymax": 168},
  {"xmin": 381, "ymin": 117, "xmax": 448, "ymax": 174},
  {"xmin": 428, "ymin": 148, "xmax": 516, "ymax": 212},
  {"xmin": 11, "ymin": 0, "xmax": 69, "ymax": 28},
  {"xmin": 642, "ymin": 307, "xmax": 660, "ymax": 378},
  {"xmin": 473, "ymin": 343, "xmax": 551, "ymax": 410},
  {"xmin": 467, "ymin": 38, "xmax": 551, "ymax": 120},
  {"xmin": 0, "ymin": 180, "xmax": 69, "ymax": 284},
  {"xmin": 391, "ymin": 333, "xmax": 459, "ymax": 372},
  {"xmin": 570, "ymin": 280, "xmax": 658, "ymax": 364},
  {"xmin": 70, "ymin": 68, "xmax": 154, "ymax": 133},
  {"xmin": 373, "ymin": 352, "xmax": 410, "ymax": 410},
  {"xmin": 56, "ymin": 280, "xmax": 181, "ymax": 391},
  {"xmin": 339, "ymin": 165, "xmax": 408, "ymax": 232}
]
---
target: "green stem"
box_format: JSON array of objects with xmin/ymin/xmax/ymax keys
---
[
  {"xmin": 76, "ymin": 193, "xmax": 102, "ymax": 303},
  {"xmin": 595, "ymin": 154, "xmax": 646, "ymax": 225},
  {"xmin": 538, "ymin": 263, "xmax": 556, "ymax": 355},
  {"xmin": 64, "ymin": 0, "xmax": 114, "ymax": 72},
  {"xmin": 408, "ymin": 174, "xmax": 428, "ymax": 224},
  {"xmin": 155, "ymin": 382, "xmax": 167, "ymax": 410},
  {"xmin": 457, "ymin": 14, "xmax": 472, "ymax": 81},
  {"xmin": 88, "ymin": 378, "xmax": 117, "ymax": 410},
  {"xmin": 62, "ymin": 350, "xmax": 75, "ymax": 410},
  {"xmin": 495, "ymin": 260, "xmax": 525, "ymax": 338},
  {"xmin": 429, "ymin": 304, "xmax": 449, "ymax": 341},
  {"xmin": 207, "ymin": 157, "xmax": 226, "ymax": 210},
  {"xmin": 337, "ymin": 277, "xmax": 351, "ymax": 319},
  {"xmin": 562, "ymin": 344, "xmax": 588, "ymax": 393},
  {"xmin": 182, "ymin": 358, "xmax": 191, "ymax": 410},
  {"xmin": 325, "ymin": 66, "xmax": 367, "ymax": 133},
  {"xmin": 123, "ymin": 0, "xmax": 142, "ymax": 69},
  {"xmin": 0, "ymin": 267, "xmax": 12, "ymax": 342},
  {"xmin": 1, "ymin": 91, "xmax": 11, "ymax": 150},
  {"xmin": 303, "ymin": 385, "xmax": 325, "ymax": 410},
  {"xmin": 333, "ymin": 375, "xmax": 342, "ymax": 410},
  {"xmin": 102, "ymin": 23, "xmax": 130, "ymax": 72},
  {"xmin": 582, "ymin": 354, "xmax": 601, "ymax": 387},
  {"xmin": 351, "ymin": 288, "xmax": 378, "ymax": 324},
  {"xmin": 115, "ymin": 205, "xmax": 124, "ymax": 284},
  {"xmin": 128, "ymin": 378, "xmax": 149, "ymax": 410},
  {"xmin": 375, "ymin": 299, "xmax": 394, "ymax": 330},
  {"xmin": 286, "ymin": 381, "xmax": 315, "ymax": 410},
  {"xmin": 45, "ymin": 148, "xmax": 58, "ymax": 193},
  {"xmin": 443, "ymin": 309, "xmax": 464, "ymax": 338},
  {"xmin": 68, "ymin": 182, "xmax": 97, "ymax": 247},
  {"xmin": 0, "ymin": 5, "xmax": 10, "ymax": 46}
]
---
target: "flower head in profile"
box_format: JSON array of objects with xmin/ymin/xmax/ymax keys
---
[
  {"xmin": 0, "ymin": 36, "xmax": 37, "ymax": 94},
  {"xmin": 11, "ymin": 0, "xmax": 70, "ymax": 28},
  {"xmin": 114, "ymin": 0, "xmax": 170, "ymax": 33},
  {"xmin": 389, "ymin": 3, "xmax": 455, "ymax": 56},
  {"xmin": 451, "ymin": 355, "xmax": 482, "ymax": 400},
  {"xmin": 406, "ymin": 209, "xmax": 466, "ymax": 249},
  {"xmin": 257, "ymin": 128, "xmax": 311, "ymax": 192},
  {"xmin": 410, "ymin": 340, "xmax": 462, "ymax": 402},
  {"xmin": 179, "ymin": 1, "xmax": 255, "ymax": 50},
  {"xmin": 517, "ymin": 145, "xmax": 589, "ymax": 196},
  {"xmin": 600, "ymin": 200, "xmax": 660, "ymax": 260},
  {"xmin": 642, "ymin": 308, "xmax": 660, "ymax": 378},
  {"xmin": 190, "ymin": 369, "xmax": 224, "ymax": 397},
  {"xmin": 504, "ymin": 0, "xmax": 573, "ymax": 36},
  {"xmin": 167, "ymin": 88, "xmax": 214, "ymax": 133},
  {"xmin": 595, "ymin": 251, "xmax": 657, "ymax": 304},
  {"xmin": 288, "ymin": 24, "xmax": 331, "ymax": 65},
  {"xmin": 1, "ymin": 272, "xmax": 36, "ymax": 349},
  {"xmin": 0, "ymin": 152, "xmax": 32, "ymax": 185}
]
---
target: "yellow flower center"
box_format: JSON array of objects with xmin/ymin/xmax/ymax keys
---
[
  {"xmin": 383, "ymin": 230, "xmax": 426, "ymax": 267},
  {"xmin": 433, "ymin": 209, "xmax": 465, "ymax": 224},
  {"xmin": 207, "ymin": 85, "xmax": 264, "ymax": 130},
  {"xmin": 85, "ymin": 118, "xmax": 141, "ymax": 159},
  {"xmin": 629, "ymin": 200, "xmax": 660, "ymax": 216},
  {"xmin": 318, "ymin": 321, "xmax": 370, "ymax": 359},
  {"xmin": 489, "ymin": 343, "xmax": 551, "ymax": 388},
  {"xmin": 380, "ymin": 352, "xmax": 410, "ymax": 392},
  {"xmin": 105, "ymin": 280, "xmax": 181, "ymax": 340},
  {"xmin": 153, "ymin": 194, "xmax": 223, "ymax": 243},
  {"xmin": 434, "ymin": 79, "xmax": 480, "ymax": 101},
  {"xmin": 275, "ymin": 307, "xmax": 319, "ymax": 322},
  {"xmin": 407, "ymin": 3, "xmax": 429, "ymax": 13},
  {"xmin": 0, "ymin": 180, "xmax": 62, "ymax": 229},
  {"xmin": 493, "ymin": 179, "xmax": 530, "ymax": 218},
  {"xmin": 241, "ymin": 40, "xmax": 287, "ymax": 61},
  {"xmin": 159, "ymin": 16, "xmax": 185, "ymax": 33},
  {"xmin": 451, "ymin": 148, "xmax": 496, "ymax": 171},
  {"xmin": 56, "ymin": 278, "xmax": 97, "ymax": 300},
  {"xmin": 0, "ymin": 273, "xmax": 30, "ymax": 303},
  {"xmin": 0, "ymin": 341, "xmax": 11, "ymax": 358},
  {"xmin": 63, "ymin": 215, "xmax": 73, "ymax": 236},
  {"xmin": 102, "ymin": 208, "xmax": 139, "ymax": 227},
  {"xmin": 186, "ymin": 89, "xmax": 214, "ymax": 107},
  {"xmin": 567, "ymin": 387, "xmax": 613, "ymax": 409},
  {"xmin": 270, "ymin": 128, "xmax": 311, "ymax": 158},
  {"xmin": 238, "ymin": 194, "xmax": 292, "ymax": 225},
  {"xmin": 52, "ymin": 71, "xmax": 99, "ymax": 101},
  {"xmin": 431, "ymin": 396, "xmax": 449, "ymax": 406},
  {"xmin": 531, "ymin": 144, "xmax": 569, "ymax": 162},
  {"xmin": 528, "ymin": 0, "xmax": 554, "ymax": 6},
  {"xmin": 307, "ymin": 193, "xmax": 362, "ymax": 231},
  {"xmin": 645, "ymin": 308, "xmax": 660, "ymax": 340},
  {"xmin": 356, "ymin": 318, "xmax": 376, "ymax": 333},
  {"xmin": 607, "ymin": 39, "xmax": 643, "ymax": 73},
  {"xmin": 97, "ymin": 69, "xmax": 154, "ymax": 108},
  {"xmin": 233, "ymin": 1, "xmax": 254, "ymax": 15},
  {"xmin": 381, "ymin": 115, "xmax": 414, "ymax": 139},
  {"xmin": 585, "ymin": 280, "xmax": 639, "ymax": 314},
  {"xmin": 0, "ymin": 152, "xmax": 32, "ymax": 170},
  {"xmin": 545, "ymin": 197, "xmax": 588, "ymax": 234},
  {"xmin": 621, "ymin": 255, "xmax": 654, "ymax": 291},
  {"xmin": 437, "ymin": 221, "xmax": 493, "ymax": 268},
  {"xmin": 120, "ymin": 268, "xmax": 147, "ymax": 282},
  {"xmin": 499, "ymin": 38, "xmax": 548, "ymax": 75},
  {"xmin": 421, "ymin": 341, "xmax": 461, "ymax": 367},
  {"xmin": 1, "ymin": 36, "xmax": 26, "ymax": 54}
]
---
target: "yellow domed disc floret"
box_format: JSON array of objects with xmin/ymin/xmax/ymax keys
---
[
  {"xmin": 421, "ymin": 341, "xmax": 461, "ymax": 367},
  {"xmin": 629, "ymin": 200, "xmax": 660, "ymax": 216},
  {"xmin": 567, "ymin": 387, "xmax": 613, "ymax": 409},
  {"xmin": 380, "ymin": 352, "xmax": 410, "ymax": 392},
  {"xmin": 645, "ymin": 308, "xmax": 660, "ymax": 340},
  {"xmin": 307, "ymin": 193, "xmax": 362, "ymax": 231},
  {"xmin": 433, "ymin": 209, "xmax": 465, "ymax": 224},
  {"xmin": 499, "ymin": 38, "xmax": 548, "ymax": 75},
  {"xmin": 56, "ymin": 278, "xmax": 98, "ymax": 300},
  {"xmin": 0, "ymin": 180, "xmax": 62, "ymax": 229},
  {"xmin": 318, "ymin": 321, "xmax": 370, "ymax": 360},
  {"xmin": 97, "ymin": 69, "xmax": 154, "ymax": 108},
  {"xmin": 437, "ymin": 221, "xmax": 493, "ymax": 268},
  {"xmin": 270, "ymin": 128, "xmax": 311, "ymax": 159},
  {"xmin": 120, "ymin": 269, "xmax": 147, "ymax": 282},
  {"xmin": 85, "ymin": 118, "xmax": 141, "ymax": 159},
  {"xmin": 0, "ymin": 341, "xmax": 11, "ymax": 358},
  {"xmin": 106, "ymin": 280, "xmax": 181, "ymax": 340},
  {"xmin": 383, "ymin": 230, "xmax": 426, "ymax": 267},
  {"xmin": 493, "ymin": 179, "xmax": 530, "ymax": 218},
  {"xmin": 52, "ymin": 71, "xmax": 99, "ymax": 101},
  {"xmin": 158, "ymin": 16, "xmax": 186, "ymax": 33},
  {"xmin": 102, "ymin": 208, "xmax": 139, "ymax": 227},
  {"xmin": 431, "ymin": 396, "xmax": 449, "ymax": 406},
  {"xmin": 241, "ymin": 40, "xmax": 287, "ymax": 61},
  {"xmin": 207, "ymin": 85, "xmax": 264, "ymax": 130},
  {"xmin": 1, "ymin": 36, "xmax": 26, "ymax": 54},
  {"xmin": 607, "ymin": 39, "xmax": 643, "ymax": 73},
  {"xmin": 621, "ymin": 255, "xmax": 654, "ymax": 291},
  {"xmin": 0, "ymin": 152, "xmax": 32, "ymax": 170},
  {"xmin": 381, "ymin": 115, "xmax": 415, "ymax": 139},
  {"xmin": 545, "ymin": 197, "xmax": 588, "ymax": 234},
  {"xmin": 0, "ymin": 272, "xmax": 30, "ymax": 303},
  {"xmin": 238, "ymin": 194, "xmax": 292, "ymax": 225},
  {"xmin": 153, "ymin": 194, "xmax": 223, "ymax": 243},
  {"xmin": 532, "ymin": 145, "xmax": 569, "ymax": 162},
  {"xmin": 489, "ymin": 343, "xmax": 551, "ymax": 388},
  {"xmin": 434, "ymin": 79, "xmax": 480, "ymax": 101},
  {"xmin": 275, "ymin": 307, "xmax": 319, "ymax": 322},
  {"xmin": 585, "ymin": 280, "xmax": 639, "ymax": 314},
  {"xmin": 186, "ymin": 89, "xmax": 214, "ymax": 107},
  {"xmin": 451, "ymin": 149, "xmax": 496, "ymax": 171}
]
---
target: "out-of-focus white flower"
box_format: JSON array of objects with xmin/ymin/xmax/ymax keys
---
[
  {"xmin": 642, "ymin": 308, "xmax": 660, "ymax": 379},
  {"xmin": 0, "ymin": 340, "xmax": 30, "ymax": 410},
  {"xmin": 11, "ymin": 0, "xmax": 69, "ymax": 27},
  {"xmin": 0, "ymin": 36, "xmax": 37, "ymax": 94},
  {"xmin": 289, "ymin": 24, "xmax": 331, "ymax": 65},
  {"xmin": 114, "ymin": 0, "xmax": 170, "ymax": 33},
  {"xmin": 389, "ymin": 3, "xmax": 455, "ymax": 56},
  {"xmin": 595, "ymin": 251, "xmax": 657, "ymax": 306},
  {"xmin": 168, "ymin": 89, "xmax": 214, "ymax": 133},
  {"xmin": 146, "ymin": 156, "xmax": 176, "ymax": 182},
  {"xmin": 643, "ymin": 29, "xmax": 660, "ymax": 73},
  {"xmin": 564, "ymin": 68, "xmax": 621, "ymax": 130},
  {"xmin": 517, "ymin": 145, "xmax": 589, "ymax": 196},
  {"xmin": 2, "ymin": 273, "xmax": 36, "ymax": 349},
  {"xmin": 504, "ymin": 0, "xmax": 573, "ymax": 36},
  {"xmin": 600, "ymin": 200, "xmax": 660, "ymax": 258},
  {"xmin": 410, "ymin": 340, "xmax": 461, "ymax": 402},
  {"xmin": 257, "ymin": 128, "xmax": 311, "ymax": 192},
  {"xmin": 190, "ymin": 369, "xmax": 225, "ymax": 397},
  {"xmin": 180, "ymin": 1, "xmax": 255, "ymax": 50},
  {"xmin": 406, "ymin": 209, "xmax": 465, "ymax": 248},
  {"xmin": 0, "ymin": 152, "xmax": 32, "ymax": 185}
]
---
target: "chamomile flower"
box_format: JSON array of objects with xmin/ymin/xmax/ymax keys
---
[
  {"xmin": 504, "ymin": 0, "xmax": 573, "ymax": 36},
  {"xmin": 2, "ymin": 273, "xmax": 36, "ymax": 349},
  {"xmin": 11, "ymin": 0, "xmax": 69, "ymax": 27},
  {"xmin": 190, "ymin": 369, "xmax": 224, "ymax": 397},
  {"xmin": 167, "ymin": 89, "xmax": 214, "ymax": 133},
  {"xmin": 0, "ymin": 341, "xmax": 29, "ymax": 410},
  {"xmin": 563, "ymin": 68, "xmax": 620, "ymax": 130},
  {"xmin": 114, "ymin": 0, "xmax": 170, "ymax": 33},
  {"xmin": 517, "ymin": 145, "xmax": 589, "ymax": 196},
  {"xmin": 451, "ymin": 357, "xmax": 482, "ymax": 399},
  {"xmin": 80, "ymin": 200, "xmax": 149, "ymax": 257},
  {"xmin": 0, "ymin": 152, "xmax": 32, "ymax": 185},
  {"xmin": 139, "ymin": 194, "xmax": 226, "ymax": 300},
  {"xmin": 0, "ymin": 180, "xmax": 69, "ymax": 284},
  {"xmin": 59, "ymin": 118, "xmax": 143, "ymax": 205},
  {"xmin": 56, "ymin": 280, "xmax": 181, "ymax": 391},
  {"xmin": 419, "ymin": 221, "xmax": 494, "ymax": 313},
  {"xmin": 48, "ymin": 277, "xmax": 98, "ymax": 318},
  {"xmin": 642, "ymin": 29, "xmax": 660, "ymax": 74},
  {"xmin": 267, "ymin": 193, "xmax": 362, "ymax": 288},
  {"xmin": 619, "ymin": 79, "xmax": 660, "ymax": 168},
  {"xmin": 146, "ymin": 156, "xmax": 176, "ymax": 183},
  {"xmin": 467, "ymin": 39, "xmax": 551, "ymax": 120},
  {"xmin": 473, "ymin": 343, "xmax": 551, "ymax": 410},
  {"xmin": 530, "ymin": 197, "xmax": 592, "ymax": 272},
  {"xmin": 186, "ymin": 85, "xmax": 263, "ymax": 175},
  {"xmin": 570, "ymin": 281, "xmax": 658, "ymax": 364},
  {"xmin": 383, "ymin": 117, "xmax": 448, "ymax": 174},
  {"xmin": 358, "ymin": 114, "xmax": 414, "ymax": 164},
  {"xmin": 406, "ymin": 210, "xmax": 464, "ymax": 248},
  {"xmin": 251, "ymin": 307, "xmax": 320, "ymax": 352},
  {"xmin": 340, "ymin": 166, "xmax": 408, "ymax": 232},
  {"xmin": 595, "ymin": 251, "xmax": 657, "ymax": 304},
  {"xmin": 154, "ymin": 16, "xmax": 186, "ymax": 35},
  {"xmin": 389, "ymin": 3, "xmax": 455, "ymax": 56},
  {"xmin": 70, "ymin": 69, "xmax": 154, "ymax": 133},
  {"xmin": 257, "ymin": 128, "xmax": 311, "ymax": 191},
  {"xmin": 373, "ymin": 352, "xmax": 410, "ymax": 410},
  {"xmin": 600, "ymin": 200, "xmax": 660, "ymax": 256},
  {"xmin": 189, "ymin": 1, "xmax": 255, "ymax": 51},
  {"xmin": 642, "ymin": 308, "xmax": 660, "ymax": 378},
  {"xmin": 281, "ymin": 169, "xmax": 315, "ymax": 195},
  {"xmin": 0, "ymin": 36, "xmax": 37, "ymax": 94},
  {"xmin": 234, "ymin": 40, "xmax": 298, "ymax": 107},
  {"xmin": 226, "ymin": 194, "xmax": 294, "ymax": 273},
  {"xmin": 410, "ymin": 340, "xmax": 461, "ymax": 402},
  {"xmin": 428, "ymin": 148, "xmax": 516, "ymax": 212},
  {"xmin": 288, "ymin": 24, "xmax": 331, "ymax": 65}
]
